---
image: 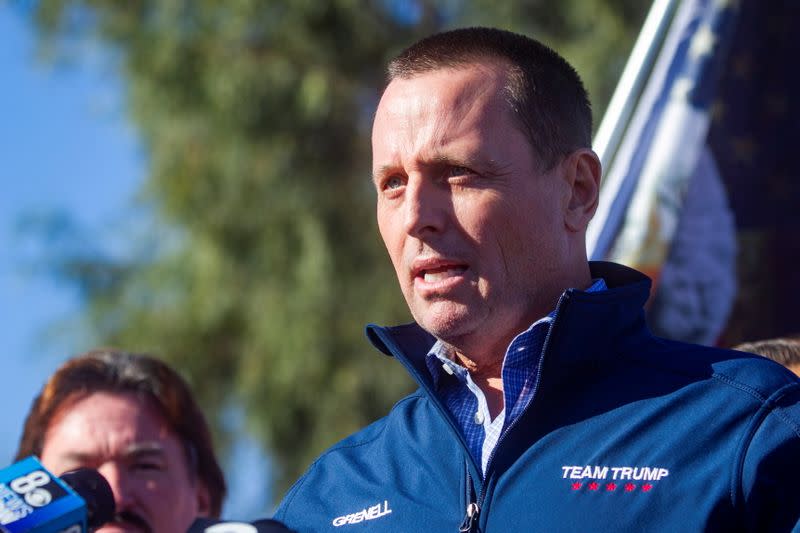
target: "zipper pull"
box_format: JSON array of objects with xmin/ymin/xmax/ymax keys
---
[{"xmin": 458, "ymin": 502, "xmax": 480, "ymax": 532}]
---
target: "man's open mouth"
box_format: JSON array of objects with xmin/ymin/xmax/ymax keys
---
[{"xmin": 420, "ymin": 265, "xmax": 468, "ymax": 282}]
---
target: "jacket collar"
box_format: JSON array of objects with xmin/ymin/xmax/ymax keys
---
[{"xmin": 366, "ymin": 262, "xmax": 652, "ymax": 385}]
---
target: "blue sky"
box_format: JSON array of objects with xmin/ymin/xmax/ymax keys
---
[
  {"xmin": 0, "ymin": 7, "xmax": 142, "ymax": 457},
  {"xmin": 0, "ymin": 6, "xmax": 270, "ymax": 518}
]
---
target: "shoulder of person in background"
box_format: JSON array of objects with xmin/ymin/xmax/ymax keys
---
[{"xmin": 189, "ymin": 517, "xmax": 296, "ymax": 533}]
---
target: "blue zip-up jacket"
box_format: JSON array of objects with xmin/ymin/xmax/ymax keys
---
[{"xmin": 276, "ymin": 262, "xmax": 800, "ymax": 532}]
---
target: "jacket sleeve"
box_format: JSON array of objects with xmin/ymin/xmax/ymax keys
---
[{"xmin": 738, "ymin": 383, "xmax": 800, "ymax": 532}]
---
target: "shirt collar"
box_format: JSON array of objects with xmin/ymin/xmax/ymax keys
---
[{"xmin": 425, "ymin": 278, "xmax": 607, "ymax": 389}]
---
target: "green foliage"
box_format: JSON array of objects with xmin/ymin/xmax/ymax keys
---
[{"xmin": 28, "ymin": 0, "xmax": 647, "ymax": 499}]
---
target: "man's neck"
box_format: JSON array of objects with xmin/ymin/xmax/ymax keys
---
[
  {"xmin": 445, "ymin": 266, "xmax": 595, "ymax": 418},
  {"xmin": 453, "ymin": 351, "xmax": 505, "ymax": 419}
]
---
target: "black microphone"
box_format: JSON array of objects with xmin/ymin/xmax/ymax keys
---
[
  {"xmin": 187, "ymin": 517, "xmax": 294, "ymax": 533},
  {"xmin": 59, "ymin": 469, "xmax": 115, "ymax": 530},
  {"xmin": 0, "ymin": 457, "xmax": 115, "ymax": 532}
]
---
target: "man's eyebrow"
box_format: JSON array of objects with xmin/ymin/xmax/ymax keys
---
[
  {"xmin": 123, "ymin": 441, "xmax": 166, "ymax": 458},
  {"xmin": 371, "ymin": 155, "xmax": 512, "ymax": 182},
  {"xmin": 429, "ymin": 154, "xmax": 511, "ymax": 177},
  {"xmin": 58, "ymin": 451, "xmax": 95, "ymax": 464},
  {"xmin": 373, "ymin": 155, "xmax": 479, "ymax": 177},
  {"xmin": 54, "ymin": 446, "xmax": 163, "ymax": 468},
  {"xmin": 430, "ymin": 153, "xmax": 471, "ymax": 168},
  {"xmin": 372, "ymin": 165, "xmax": 398, "ymax": 183}
]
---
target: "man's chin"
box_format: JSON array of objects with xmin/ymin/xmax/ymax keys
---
[
  {"xmin": 99, "ymin": 511, "xmax": 153, "ymax": 533},
  {"xmin": 97, "ymin": 521, "xmax": 151, "ymax": 533},
  {"xmin": 415, "ymin": 305, "xmax": 479, "ymax": 342},
  {"xmin": 97, "ymin": 526, "xmax": 146, "ymax": 533}
]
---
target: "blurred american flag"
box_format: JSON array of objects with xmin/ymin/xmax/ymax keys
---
[{"xmin": 588, "ymin": 0, "xmax": 800, "ymax": 346}]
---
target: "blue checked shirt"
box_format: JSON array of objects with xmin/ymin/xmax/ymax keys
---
[{"xmin": 425, "ymin": 279, "xmax": 607, "ymax": 475}]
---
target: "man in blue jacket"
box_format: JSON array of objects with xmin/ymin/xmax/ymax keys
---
[{"xmin": 276, "ymin": 27, "xmax": 800, "ymax": 532}]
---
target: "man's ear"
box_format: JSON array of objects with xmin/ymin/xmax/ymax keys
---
[
  {"xmin": 562, "ymin": 148, "xmax": 601, "ymax": 232},
  {"xmin": 196, "ymin": 481, "xmax": 212, "ymax": 517}
]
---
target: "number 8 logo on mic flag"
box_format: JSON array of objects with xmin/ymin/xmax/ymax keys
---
[{"xmin": 9, "ymin": 470, "xmax": 54, "ymax": 507}]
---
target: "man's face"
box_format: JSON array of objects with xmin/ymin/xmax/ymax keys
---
[
  {"xmin": 372, "ymin": 64, "xmax": 574, "ymax": 358},
  {"xmin": 40, "ymin": 392, "xmax": 209, "ymax": 533}
]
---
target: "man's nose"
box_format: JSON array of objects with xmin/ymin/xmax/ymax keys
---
[
  {"xmin": 403, "ymin": 176, "xmax": 448, "ymax": 238},
  {"xmin": 97, "ymin": 463, "xmax": 135, "ymax": 510}
]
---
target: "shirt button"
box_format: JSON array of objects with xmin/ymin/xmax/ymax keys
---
[{"xmin": 474, "ymin": 411, "xmax": 485, "ymax": 425}]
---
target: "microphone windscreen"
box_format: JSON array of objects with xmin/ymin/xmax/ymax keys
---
[{"xmin": 60, "ymin": 468, "xmax": 116, "ymax": 529}]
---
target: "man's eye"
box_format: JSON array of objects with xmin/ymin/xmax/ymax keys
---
[
  {"xmin": 384, "ymin": 176, "xmax": 404, "ymax": 190},
  {"xmin": 448, "ymin": 166, "xmax": 472, "ymax": 177},
  {"xmin": 133, "ymin": 462, "xmax": 163, "ymax": 471}
]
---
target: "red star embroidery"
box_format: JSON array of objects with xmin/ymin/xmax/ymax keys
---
[
  {"xmin": 625, "ymin": 483, "xmax": 636, "ymax": 492},
  {"xmin": 642, "ymin": 484, "xmax": 653, "ymax": 492},
  {"xmin": 571, "ymin": 482, "xmax": 582, "ymax": 490},
  {"xmin": 606, "ymin": 483, "xmax": 617, "ymax": 491},
  {"xmin": 588, "ymin": 482, "xmax": 599, "ymax": 491}
]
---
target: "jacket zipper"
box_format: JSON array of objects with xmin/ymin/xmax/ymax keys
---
[
  {"xmin": 467, "ymin": 291, "xmax": 572, "ymax": 529},
  {"xmin": 458, "ymin": 468, "xmax": 479, "ymax": 532},
  {"xmin": 458, "ymin": 502, "xmax": 480, "ymax": 532}
]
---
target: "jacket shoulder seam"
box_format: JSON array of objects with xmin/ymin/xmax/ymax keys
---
[{"xmin": 711, "ymin": 372, "xmax": 768, "ymax": 403}]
